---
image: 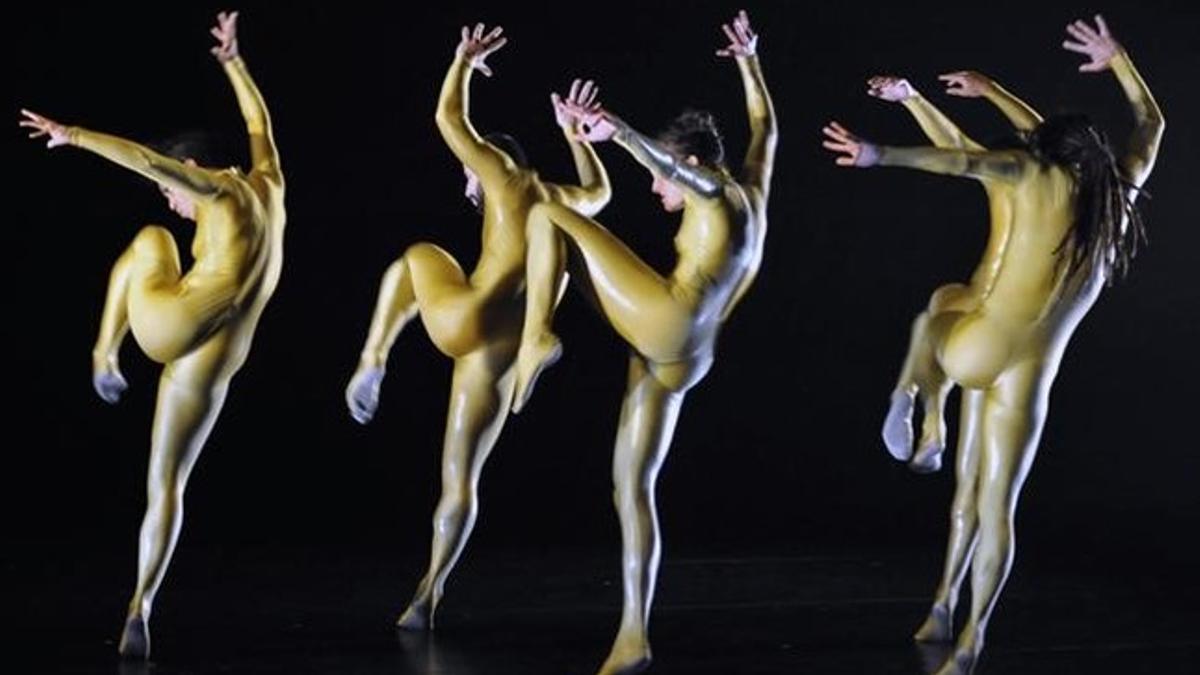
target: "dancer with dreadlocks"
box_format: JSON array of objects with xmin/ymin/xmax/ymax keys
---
[{"xmin": 822, "ymin": 14, "xmax": 1162, "ymax": 675}]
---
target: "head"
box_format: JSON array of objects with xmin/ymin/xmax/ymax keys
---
[
  {"xmin": 651, "ymin": 110, "xmax": 725, "ymax": 212},
  {"xmin": 463, "ymin": 132, "xmax": 528, "ymax": 213},
  {"xmin": 153, "ymin": 131, "xmax": 222, "ymax": 221},
  {"xmin": 1025, "ymin": 114, "xmax": 1146, "ymax": 281}
]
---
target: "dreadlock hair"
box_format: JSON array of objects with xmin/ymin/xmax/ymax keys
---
[{"xmin": 1026, "ymin": 114, "xmax": 1147, "ymax": 282}]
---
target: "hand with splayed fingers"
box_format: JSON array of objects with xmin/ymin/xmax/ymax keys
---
[
  {"xmin": 210, "ymin": 10, "xmax": 240, "ymax": 63},
  {"xmin": 1063, "ymin": 15, "xmax": 1121, "ymax": 73},
  {"xmin": 457, "ymin": 23, "xmax": 507, "ymax": 77},
  {"xmin": 19, "ymin": 109, "xmax": 70, "ymax": 149},
  {"xmin": 822, "ymin": 121, "xmax": 881, "ymax": 168},
  {"xmin": 716, "ymin": 9, "xmax": 758, "ymax": 58},
  {"xmin": 552, "ymin": 78, "xmax": 602, "ymax": 131}
]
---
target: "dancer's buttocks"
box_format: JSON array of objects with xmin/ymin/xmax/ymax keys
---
[{"xmin": 937, "ymin": 313, "xmax": 1024, "ymax": 389}]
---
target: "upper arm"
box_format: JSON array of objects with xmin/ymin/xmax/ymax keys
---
[
  {"xmin": 71, "ymin": 127, "xmax": 227, "ymax": 198},
  {"xmin": 879, "ymin": 146, "xmax": 1029, "ymax": 183}
]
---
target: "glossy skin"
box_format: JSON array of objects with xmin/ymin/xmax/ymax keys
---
[
  {"xmin": 19, "ymin": 11, "xmax": 285, "ymax": 659},
  {"xmin": 343, "ymin": 25, "xmax": 611, "ymax": 631},
  {"xmin": 513, "ymin": 11, "xmax": 777, "ymax": 675},
  {"xmin": 823, "ymin": 16, "xmax": 1162, "ymax": 675}
]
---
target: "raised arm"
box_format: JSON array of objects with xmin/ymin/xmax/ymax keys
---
[
  {"xmin": 210, "ymin": 11, "xmax": 280, "ymax": 179},
  {"xmin": 717, "ymin": 10, "xmax": 777, "ymax": 199},
  {"xmin": 20, "ymin": 110, "xmax": 225, "ymax": 199},
  {"xmin": 868, "ymin": 76, "xmax": 984, "ymax": 151},
  {"xmin": 822, "ymin": 121, "xmax": 1026, "ymax": 183},
  {"xmin": 940, "ymin": 71, "xmax": 1044, "ymax": 132},
  {"xmin": 435, "ymin": 24, "xmax": 519, "ymax": 186},
  {"xmin": 575, "ymin": 111, "xmax": 724, "ymax": 199},
  {"xmin": 1064, "ymin": 15, "xmax": 1164, "ymax": 187},
  {"xmin": 547, "ymin": 79, "xmax": 611, "ymax": 217}
]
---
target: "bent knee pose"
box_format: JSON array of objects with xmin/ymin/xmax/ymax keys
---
[
  {"xmin": 866, "ymin": 70, "xmax": 1044, "ymax": 472},
  {"xmin": 20, "ymin": 11, "xmax": 285, "ymax": 659},
  {"xmin": 513, "ymin": 11, "xmax": 776, "ymax": 675},
  {"xmin": 343, "ymin": 24, "xmax": 611, "ymax": 630},
  {"xmin": 823, "ymin": 15, "xmax": 1161, "ymax": 675}
]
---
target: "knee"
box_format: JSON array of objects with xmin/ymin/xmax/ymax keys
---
[
  {"xmin": 404, "ymin": 242, "xmax": 449, "ymax": 267},
  {"xmin": 612, "ymin": 478, "xmax": 653, "ymax": 510},
  {"xmin": 132, "ymin": 225, "xmax": 176, "ymax": 259}
]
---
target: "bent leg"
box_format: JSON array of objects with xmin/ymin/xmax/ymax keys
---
[
  {"xmin": 884, "ymin": 284, "xmax": 971, "ymax": 465},
  {"xmin": 515, "ymin": 202, "xmax": 688, "ymax": 413},
  {"xmin": 397, "ymin": 346, "xmax": 517, "ymax": 630},
  {"xmin": 347, "ymin": 243, "xmax": 473, "ymax": 424},
  {"xmin": 93, "ymin": 243, "xmax": 139, "ymax": 404},
  {"xmin": 124, "ymin": 226, "xmax": 239, "ymax": 364}
]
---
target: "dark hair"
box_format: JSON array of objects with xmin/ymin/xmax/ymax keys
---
[
  {"xmin": 152, "ymin": 130, "xmax": 224, "ymax": 168},
  {"xmin": 484, "ymin": 132, "xmax": 528, "ymax": 169},
  {"xmin": 658, "ymin": 110, "xmax": 725, "ymax": 169},
  {"xmin": 1026, "ymin": 114, "xmax": 1146, "ymax": 282}
]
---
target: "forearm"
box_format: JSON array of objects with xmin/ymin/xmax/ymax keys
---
[
  {"xmin": 611, "ymin": 117, "xmax": 721, "ymax": 197},
  {"xmin": 223, "ymin": 56, "xmax": 270, "ymax": 134},
  {"xmin": 901, "ymin": 94, "xmax": 982, "ymax": 150},
  {"xmin": 563, "ymin": 129, "xmax": 611, "ymax": 209},
  {"xmin": 982, "ymin": 82, "xmax": 1043, "ymax": 131},
  {"xmin": 737, "ymin": 55, "xmax": 778, "ymax": 188}
]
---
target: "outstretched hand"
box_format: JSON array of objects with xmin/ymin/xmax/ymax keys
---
[
  {"xmin": 210, "ymin": 10, "xmax": 240, "ymax": 63},
  {"xmin": 822, "ymin": 121, "xmax": 880, "ymax": 168},
  {"xmin": 867, "ymin": 76, "xmax": 916, "ymax": 102},
  {"xmin": 1063, "ymin": 15, "xmax": 1121, "ymax": 72},
  {"xmin": 19, "ymin": 109, "xmax": 70, "ymax": 148},
  {"xmin": 458, "ymin": 23, "xmax": 507, "ymax": 77},
  {"xmin": 552, "ymin": 78, "xmax": 602, "ymax": 130},
  {"xmin": 939, "ymin": 71, "xmax": 994, "ymax": 98},
  {"xmin": 716, "ymin": 9, "xmax": 758, "ymax": 58}
]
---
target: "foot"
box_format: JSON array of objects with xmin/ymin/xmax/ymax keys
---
[
  {"xmin": 512, "ymin": 333, "xmax": 562, "ymax": 415},
  {"xmin": 933, "ymin": 626, "xmax": 983, "ymax": 675},
  {"xmin": 910, "ymin": 439, "xmax": 945, "ymax": 474},
  {"xmin": 882, "ymin": 389, "xmax": 915, "ymax": 461},
  {"xmin": 597, "ymin": 632, "xmax": 652, "ymax": 675},
  {"xmin": 396, "ymin": 599, "xmax": 434, "ymax": 631},
  {"xmin": 117, "ymin": 614, "xmax": 150, "ymax": 660},
  {"xmin": 914, "ymin": 603, "xmax": 953, "ymax": 643},
  {"xmin": 93, "ymin": 356, "xmax": 128, "ymax": 404},
  {"xmin": 345, "ymin": 365, "xmax": 385, "ymax": 425},
  {"xmin": 932, "ymin": 647, "xmax": 978, "ymax": 675}
]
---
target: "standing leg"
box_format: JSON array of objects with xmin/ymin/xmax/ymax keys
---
[
  {"xmin": 119, "ymin": 347, "xmax": 230, "ymax": 659},
  {"xmin": 936, "ymin": 360, "xmax": 1050, "ymax": 675},
  {"xmin": 915, "ymin": 389, "xmax": 986, "ymax": 642},
  {"xmin": 599, "ymin": 356, "xmax": 685, "ymax": 675},
  {"xmin": 397, "ymin": 346, "xmax": 517, "ymax": 630},
  {"xmin": 346, "ymin": 243, "xmax": 470, "ymax": 424}
]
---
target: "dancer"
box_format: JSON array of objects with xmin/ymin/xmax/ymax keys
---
[
  {"xmin": 512, "ymin": 10, "xmax": 776, "ymax": 674},
  {"xmin": 20, "ymin": 10, "xmax": 285, "ymax": 659},
  {"xmin": 343, "ymin": 24, "xmax": 611, "ymax": 630},
  {"xmin": 822, "ymin": 15, "xmax": 1161, "ymax": 674}
]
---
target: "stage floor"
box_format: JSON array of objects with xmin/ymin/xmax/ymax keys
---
[{"xmin": 9, "ymin": 546, "xmax": 1199, "ymax": 674}]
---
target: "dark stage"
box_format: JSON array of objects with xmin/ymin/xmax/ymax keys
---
[{"xmin": 6, "ymin": 1, "xmax": 1199, "ymax": 673}]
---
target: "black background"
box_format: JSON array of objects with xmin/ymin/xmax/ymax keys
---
[{"xmin": 5, "ymin": 0, "xmax": 1198, "ymax": 648}]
